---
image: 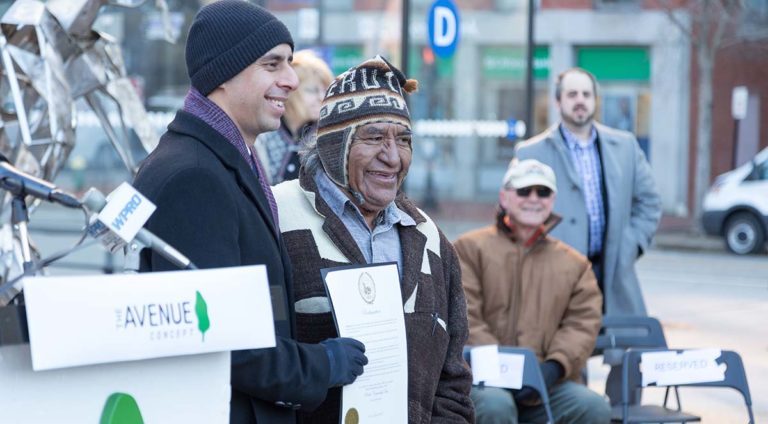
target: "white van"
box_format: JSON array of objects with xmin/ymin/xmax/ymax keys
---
[{"xmin": 702, "ymin": 147, "xmax": 768, "ymax": 254}]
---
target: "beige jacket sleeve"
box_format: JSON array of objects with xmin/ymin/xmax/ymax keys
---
[
  {"xmin": 453, "ymin": 236, "xmax": 501, "ymax": 346},
  {"xmin": 545, "ymin": 261, "xmax": 603, "ymax": 379}
]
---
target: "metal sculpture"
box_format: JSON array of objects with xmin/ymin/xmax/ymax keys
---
[{"xmin": 0, "ymin": 0, "xmax": 169, "ymax": 286}]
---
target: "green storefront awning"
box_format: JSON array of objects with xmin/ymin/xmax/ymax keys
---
[
  {"xmin": 577, "ymin": 47, "xmax": 650, "ymax": 81},
  {"xmin": 481, "ymin": 46, "xmax": 549, "ymax": 80},
  {"xmin": 329, "ymin": 46, "xmax": 365, "ymax": 76}
]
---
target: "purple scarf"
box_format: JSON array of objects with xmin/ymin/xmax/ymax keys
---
[{"xmin": 182, "ymin": 87, "xmax": 280, "ymax": 230}]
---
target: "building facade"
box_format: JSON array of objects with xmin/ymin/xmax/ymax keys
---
[{"xmin": 2, "ymin": 0, "xmax": 764, "ymax": 221}]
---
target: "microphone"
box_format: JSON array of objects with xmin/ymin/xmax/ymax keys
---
[
  {"xmin": 82, "ymin": 185, "xmax": 197, "ymax": 271},
  {"xmin": 0, "ymin": 154, "xmax": 81, "ymax": 208}
]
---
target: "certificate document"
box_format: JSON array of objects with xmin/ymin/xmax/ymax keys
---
[{"xmin": 322, "ymin": 263, "xmax": 408, "ymax": 424}]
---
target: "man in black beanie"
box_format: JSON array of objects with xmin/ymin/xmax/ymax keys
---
[{"xmin": 133, "ymin": 2, "xmax": 367, "ymax": 423}]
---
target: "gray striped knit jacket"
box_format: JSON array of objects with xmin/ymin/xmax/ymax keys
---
[{"xmin": 272, "ymin": 170, "xmax": 474, "ymax": 424}]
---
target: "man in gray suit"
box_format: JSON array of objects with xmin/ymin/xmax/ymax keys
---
[
  {"xmin": 516, "ymin": 67, "xmax": 660, "ymax": 317},
  {"xmin": 516, "ymin": 67, "xmax": 661, "ymax": 404}
]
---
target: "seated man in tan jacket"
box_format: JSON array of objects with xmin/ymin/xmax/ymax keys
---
[{"xmin": 454, "ymin": 159, "xmax": 610, "ymax": 424}]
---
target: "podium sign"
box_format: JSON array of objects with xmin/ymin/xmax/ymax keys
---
[
  {"xmin": 0, "ymin": 344, "xmax": 230, "ymax": 423},
  {"xmin": 24, "ymin": 265, "xmax": 275, "ymax": 370}
]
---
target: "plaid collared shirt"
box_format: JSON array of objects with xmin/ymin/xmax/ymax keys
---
[{"xmin": 561, "ymin": 124, "xmax": 605, "ymax": 257}]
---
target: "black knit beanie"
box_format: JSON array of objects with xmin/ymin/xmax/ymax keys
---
[
  {"xmin": 186, "ymin": 0, "xmax": 294, "ymax": 96},
  {"xmin": 316, "ymin": 55, "xmax": 418, "ymax": 188}
]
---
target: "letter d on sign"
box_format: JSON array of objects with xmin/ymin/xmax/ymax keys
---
[
  {"xmin": 428, "ymin": 0, "xmax": 460, "ymax": 58},
  {"xmin": 434, "ymin": 7, "xmax": 456, "ymax": 47}
]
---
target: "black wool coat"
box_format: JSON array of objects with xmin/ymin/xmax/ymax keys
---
[{"xmin": 133, "ymin": 111, "xmax": 330, "ymax": 424}]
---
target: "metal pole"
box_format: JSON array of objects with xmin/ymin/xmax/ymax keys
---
[
  {"xmin": 11, "ymin": 196, "xmax": 34, "ymax": 275},
  {"xmin": 317, "ymin": 0, "xmax": 325, "ymax": 48},
  {"xmin": 731, "ymin": 118, "xmax": 740, "ymax": 169},
  {"xmin": 401, "ymin": 0, "xmax": 411, "ymax": 195},
  {"xmin": 524, "ymin": 0, "xmax": 535, "ymax": 139},
  {"xmin": 400, "ymin": 0, "xmax": 410, "ymax": 78}
]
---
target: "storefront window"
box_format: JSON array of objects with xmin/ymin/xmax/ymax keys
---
[
  {"xmin": 480, "ymin": 45, "xmax": 550, "ymax": 160},
  {"xmin": 0, "ymin": 0, "xmax": 535, "ymax": 201},
  {"xmin": 577, "ymin": 46, "xmax": 652, "ymax": 159}
]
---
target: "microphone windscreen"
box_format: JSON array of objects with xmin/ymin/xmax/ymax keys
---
[{"xmin": 82, "ymin": 188, "xmax": 108, "ymax": 213}]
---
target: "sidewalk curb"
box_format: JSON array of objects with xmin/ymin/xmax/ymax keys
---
[{"xmin": 651, "ymin": 232, "xmax": 725, "ymax": 253}]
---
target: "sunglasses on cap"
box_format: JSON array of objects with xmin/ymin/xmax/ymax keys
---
[{"xmin": 515, "ymin": 186, "xmax": 553, "ymax": 198}]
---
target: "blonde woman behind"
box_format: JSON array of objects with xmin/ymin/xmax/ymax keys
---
[{"xmin": 254, "ymin": 49, "xmax": 333, "ymax": 184}]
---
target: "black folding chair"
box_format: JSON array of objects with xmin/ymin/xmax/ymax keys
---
[
  {"xmin": 612, "ymin": 348, "xmax": 755, "ymax": 424},
  {"xmin": 594, "ymin": 315, "xmax": 668, "ymax": 354},
  {"xmin": 592, "ymin": 315, "xmax": 668, "ymax": 405},
  {"xmin": 463, "ymin": 346, "xmax": 555, "ymax": 424}
]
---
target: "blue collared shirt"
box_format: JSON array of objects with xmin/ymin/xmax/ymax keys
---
[
  {"xmin": 561, "ymin": 124, "xmax": 605, "ymax": 257},
  {"xmin": 314, "ymin": 170, "xmax": 416, "ymax": 276}
]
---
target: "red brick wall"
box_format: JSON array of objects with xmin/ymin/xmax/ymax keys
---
[
  {"xmin": 642, "ymin": 0, "xmax": 688, "ymax": 10},
  {"xmin": 541, "ymin": 0, "xmax": 681, "ymax": 11},
  {"xmin": 264, "ymin": 0, "xmax": 314, "ymax": 11},
  {"xmin": 687, "ymin": 47, "xmax": 698, "ymax": 213},
  {"xmin": 354, "ymin": 0, "xmax": 493, "ymax": 9},
  {"xmin": 711, "ymin": 42, "xmax": 768, "ymax": 174},
  {"xmin": 688, "ymin": 40, "xmax": 768, "ymax": 212},
  {"xmin": 541, "ymin": 0, "xmax": 592, "ymax": 9},
  {"xmin": 454, "ymin": 0, "xmax": 494, "ymax": 9},
  {"xmin": 536, "ymin": 0, "xmax": 689, "ymax": 11},
  {"xmin": 354, "ymin": 0, "xmax": 393, "ymax": 10}
]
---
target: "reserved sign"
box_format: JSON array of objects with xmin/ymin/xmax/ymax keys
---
[
  {"xmin": 24, "ymin": 266, "xmax": 275, "ymax": 371},
  {"xmin": 640, "ymin": 349, "xmax": 726, "ymax": 387}
]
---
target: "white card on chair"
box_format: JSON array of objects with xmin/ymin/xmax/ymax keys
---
[
  {"xmin": 641, "ymin": 349, "xmax": 726, "ymax": 387},
  {"xmin": 483, "ymin": 352, "xmax": 524, "ymax": 390},
  {"xmin": 470, "ymin": 345, "xmax": 501, "ymax": 384}
]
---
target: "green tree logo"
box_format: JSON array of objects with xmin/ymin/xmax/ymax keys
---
[
  {"xmin": 100, "ymin": 393, "xmax": 143, "ymax": 424},
  {"xmin": 195, "ymin": 290, "xmax": 210, "ymax": 342}
]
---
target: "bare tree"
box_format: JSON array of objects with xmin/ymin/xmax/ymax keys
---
[{"xmin": 659, "ymin": 0, "xmax": 764, "ymax": 225}]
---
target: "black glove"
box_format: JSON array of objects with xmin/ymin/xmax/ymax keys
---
[
  {"xmin": 320, "ymin": 337, "xmax": 368, "ymax": 388},
  {"xmin": 540, "ymin": 360, "xmax": 564, "ymax": 389},
  {"xmin": 512, "ymin": 360, "xmax": 564, "ymax": 405},
  {"xmin": 511, "ymin": 386, "xmax": 539, "ymax": 404}
]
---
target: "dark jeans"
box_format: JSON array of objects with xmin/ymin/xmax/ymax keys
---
[{"xmin": 471, "ymin": 382, "xmax": 611, "ymax": 424}]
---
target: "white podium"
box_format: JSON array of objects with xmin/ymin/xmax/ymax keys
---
[{"xmin": 0, "ymin": 266, "xmax": 275, "ymax": 424}]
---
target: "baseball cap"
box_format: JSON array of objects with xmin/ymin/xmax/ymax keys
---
[{"xmin": 502, "ymin": 159, "xmax": 557, "ymax": 192}]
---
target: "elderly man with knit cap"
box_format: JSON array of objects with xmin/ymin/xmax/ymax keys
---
[
  {"xmin": 133, "ymin": 2, "xmax": 368, "ymax": 423},
  {"xmin": 454, "ymin": 159, "xmax": 610, "ymax": 424},
  {"xmin": 272, "ymin": 56, "xmax": 474, "ymax": 423}
]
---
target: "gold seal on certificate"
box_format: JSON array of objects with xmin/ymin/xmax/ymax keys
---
[
  {"xmin": 358, "ymin": 272, "xmax": 376, "ymax": 304},
  {"xmin": 344, "ymin": 407, "xmax": 359, "ymax": 424},
  {"xmin": 322, "ymin": 263, "xmax": 408, "ymax": 423}
]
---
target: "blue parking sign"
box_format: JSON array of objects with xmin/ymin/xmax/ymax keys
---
[{"xmin": 427, "ymin": 0, "xmax": 460, "ymax": 58}]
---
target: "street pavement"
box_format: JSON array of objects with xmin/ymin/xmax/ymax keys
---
[
  {"xmin": 439, "ymin": 217, "xmax": 766, "ymax": 422},
  {"xmin": 19, "ymin": 205, "xmax": 768, "ymax": 422},
  {"xmin": 590, "ymin": 249, "xmax": 768, "ymax": 423}
]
